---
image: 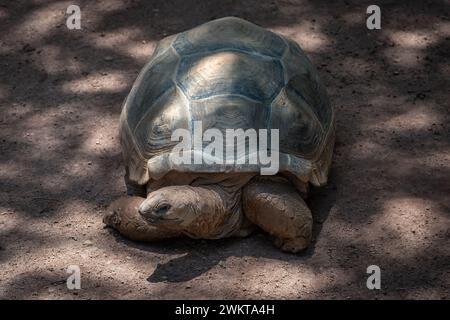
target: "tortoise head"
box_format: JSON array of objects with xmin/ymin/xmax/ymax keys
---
[
  {"xmin": 138, "ymin": 186, "xmax": 198, "ymax": 230},
  {"xmin": 138, "ymin": 185, "xmax": 233, "ymax": 238}
]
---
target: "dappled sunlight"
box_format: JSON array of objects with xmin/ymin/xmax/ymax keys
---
[
  {"xmin": 61, "ymin": 72, "xmax": 129, "ymax": 94},
  {"xmin": 375, "ymin": 197, "xmax": 443, "ymax": 257},
  {"xmin": 124, "ymin": 42, "xmax": 158, "ymax": 63},
  {"xmin": 346, "ymin": 140, "xmax": 387, "ymax": 160},
  {"xmin": 78, "ymin": 122, "xmax": 120, "ymax": 155},
  {"xmin": 286, "ymin": 24, "xmax": 331, "ymax": 53},
  {"xmin": 1, "ymin": 0, "xmax": 449, "ymax": 299},
  {"xmin": 382, "ymin": 29, "xmax": 446, "ymax": 67},
  {"xmin": 147, "ymin": 257, "xmax": 350, "ymax": 298},
  {"xmin": 85, "ymin": 28, "xmax": 156, "ymax": 64},
  {"xmin": 8, "ymin": 1, "xmax": 69, "ymax": 42},
  {"xmin": 34, "ymin": 44, "xmax": 86, "ymax": 75},
  {"xmin": 435, "ymin": 21, "xmax": 450, "ymax": 35},
  {"xmin": 0, "ymin": 208, "xmax": 21, "ymax": 234},
  {"xmin": 19, "ymin": 112, "xmax": 71, "ymax": 151},
  {"xmin": 0, "ymin": 162, "xmax": 22, "ymax": 180},
  {"xmin": 85, "ymin": 27, "xmax": 144, "ymax": 49},
  {"xmin": 387, "ymin": 30, "xmax": 439, "ymax": 49},
  {"xmin": 93, "ymin": 0, "xmax": 130, "ymax": 13},
  {"xmin": 83, "ymin": 28, "xmax": 157, "ymax": 62},
  {"xmin": 370, "ymin": 105, "xmax": 440, "ymax": 132}
]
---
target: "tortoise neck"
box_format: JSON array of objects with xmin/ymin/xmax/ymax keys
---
[{"xmin": 177, "ymin": 181, "xmax": 245, "ymax": 239}]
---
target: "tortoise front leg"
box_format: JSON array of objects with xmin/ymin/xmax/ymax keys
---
[
  {"xmin": 104, "ymin": 196, "xmax": 181, "ymax": 242},
  {"xmin": 242, "ymin": 177, "xmax": 313, "ymax": 253}
]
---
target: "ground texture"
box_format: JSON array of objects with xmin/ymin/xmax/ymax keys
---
[{"xmin": 0, "ymin": 0, "xmax": 449, "ymax": 299}]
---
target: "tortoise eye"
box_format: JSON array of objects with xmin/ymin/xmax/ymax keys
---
[{"xmin": 154, "ymin": 204, "xmax": 171, "ymax": 215}]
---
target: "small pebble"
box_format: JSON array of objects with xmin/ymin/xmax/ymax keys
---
[{"xmin": 83, "ymin": 240, "xmax": 93, "ymax": 246}]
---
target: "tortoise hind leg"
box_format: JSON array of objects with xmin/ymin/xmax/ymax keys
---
[
  {"xmin": 242, "ymin": 177, "xmax": 312, "ymax": 253},
  {"xmin": 104, "ymin": 196, "xmax": 181, "ymax": 242}
]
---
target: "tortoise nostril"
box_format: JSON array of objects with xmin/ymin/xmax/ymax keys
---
[{"xmin": 138, "ymin": 205, "xmax": 148, "ymax": 216}]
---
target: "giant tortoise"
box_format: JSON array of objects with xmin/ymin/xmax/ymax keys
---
[{"xmin": 104, "ymin": 17, "xmax": 335, "ymax": 253}]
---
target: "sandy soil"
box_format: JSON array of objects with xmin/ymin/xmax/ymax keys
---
[{"xmin": 0, "ymin": 0, "xmax": 449, "ymax": 299}]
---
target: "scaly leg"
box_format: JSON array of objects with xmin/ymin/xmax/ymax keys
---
[{"xmin": 242, "ymin": 177, "xmax": 312, "ymax": 253}]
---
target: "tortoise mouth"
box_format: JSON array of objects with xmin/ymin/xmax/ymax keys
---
[{"xmin": 143, "ymin": 214, "xmax": 181, "ymax": 225}]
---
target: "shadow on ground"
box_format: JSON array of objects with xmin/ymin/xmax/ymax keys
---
[{"xmin": 0, "ymin": 0, "xmax": 449, "ymax": 299}]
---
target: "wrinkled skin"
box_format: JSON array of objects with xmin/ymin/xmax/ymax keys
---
[
  {"xmin": 138, "ymin": 184, "xmax": 245, "ymax": 239},
  {"xmin": 243, "ymin": 176, "xmax": 312, "ymax": 252},
  {"xmin": 104, "ymin": 174, "xmax": 313, "ymax": 253},
  {"xmin": 103, "ymin": 196, "xmax": 181, "ymax": 241}
]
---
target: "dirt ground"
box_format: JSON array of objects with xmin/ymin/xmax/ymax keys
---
[{"xmin": 0, "ymin": 0, "xmax": 449, "ymax": 299}]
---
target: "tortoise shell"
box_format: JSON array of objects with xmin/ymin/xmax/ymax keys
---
[{"xmin": 120, "ymin": 17, "xmax": 335, "ymax": 187}]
